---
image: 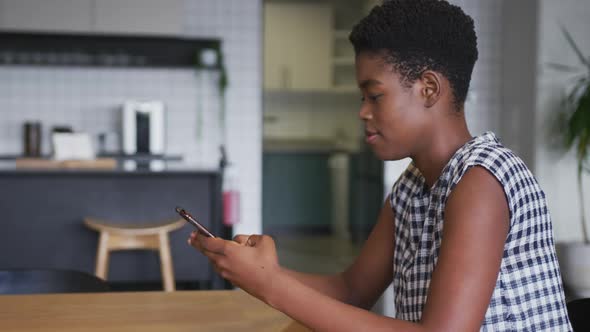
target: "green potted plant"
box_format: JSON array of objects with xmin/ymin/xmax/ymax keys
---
[{"xmin": 551, "ymin": 27, "xmax": 590, "ymax": 298}]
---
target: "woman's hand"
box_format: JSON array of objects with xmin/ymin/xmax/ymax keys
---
[{"xmin": 188, "ymin": 232, "xmax": 281, "ymax": 303}]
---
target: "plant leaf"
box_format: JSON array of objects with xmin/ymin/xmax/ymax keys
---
[
  {"xmin": 561, "ymin": 25, "xmax": 589, "ymax": 67},
  {"xmin": 573, "ymin": 85, "xmax": 590, "ymax": 161},
  {"xmin": 567, "ymin": 109, "xmax": 583, "ymax": 148},
  {"xmin": 547, "ymin": 62, "xmax": 581, "ymax": 73},
  {"xmin": 578, "ymin": 127, "xmax": 590, "ymax": 163},
  {"xmin": 567, "ymin": 77, "xmax": 589, "ymax": 105},
  {"xmin": 566, "ymin": 84, "xmax": 590, "ymax": 150}
]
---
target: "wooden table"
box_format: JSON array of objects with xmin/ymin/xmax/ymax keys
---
[{"xmin": 0, "ymin": 290, "xmax": 310, "ymax": 332}]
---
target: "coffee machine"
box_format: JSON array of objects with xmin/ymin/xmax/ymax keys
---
[{"xmin": 122, "ymin": 101, "xmax": 165, "ymax": 156}]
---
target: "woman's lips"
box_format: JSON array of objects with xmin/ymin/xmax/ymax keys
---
[{"xmin": 365, "ymin": 130, "xmax": 379, "ymax": 144}]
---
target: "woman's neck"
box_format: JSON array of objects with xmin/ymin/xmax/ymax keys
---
[{"xmin": 412, "ymin": 124, "xmax": 473, "ymax": 188}]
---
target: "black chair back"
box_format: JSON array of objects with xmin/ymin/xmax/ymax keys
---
[
  {"xmin": 0, "ymin": 269, "xmax": 109, "ymax": 295},
  {"xmin": 567, "ymin": 298, "xmax": 590, "ymax": 332}
]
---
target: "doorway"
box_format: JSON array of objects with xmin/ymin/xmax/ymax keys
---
[{"xmin": 261, "ymin": 0, "xmax": 384, "ymax": 275}]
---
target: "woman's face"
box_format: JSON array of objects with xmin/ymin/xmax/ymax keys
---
[{"xmin": 356, "ymin": 52, "xmax": 432, "ymax": 161}]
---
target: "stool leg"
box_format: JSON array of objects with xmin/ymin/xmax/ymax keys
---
[
  {"xmin": 158, "ymin": 232, "xmax": 175, "ymax": 291},
  {"xmin": 96, "ymin": 231, "xmax": 110, "ymax": 280}
]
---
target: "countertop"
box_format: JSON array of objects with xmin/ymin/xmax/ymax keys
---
[{"xmin": 0, "ymin": 160, "xmax": 220, "ymax": 176}]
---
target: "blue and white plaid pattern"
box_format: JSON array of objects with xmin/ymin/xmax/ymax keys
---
[{"xmin": 389, "ymin": 132, "xmax": 572, "ymax": 331}]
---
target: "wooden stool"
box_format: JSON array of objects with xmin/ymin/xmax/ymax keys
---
[{"xmin": 84, "ymin": 218, "xmax": 186, "ymax": 292}]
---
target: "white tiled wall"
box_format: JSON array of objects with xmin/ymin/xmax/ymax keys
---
[
  {"xmin": 0, "ymin": 66, "xmax": 219, "ymax": 165},
  {"xmin": 535, "ymin": 0, "xmax": 590, "ymax": 242},
  {"xmin": 0, "ymin": 0, "xmax": 263, "ymax": 235},
  {"xmin": 184, "ymin": 0, "xmax": 262, "ymax": 235},
  {"xmin": 449, "ymin": 0, "xmax": 503, "ymax": 137}
]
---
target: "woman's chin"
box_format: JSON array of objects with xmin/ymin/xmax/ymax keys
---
[
  {"xmin": 369, "ymin": 147, "xmax": 391, "ymax": 160},
  {"xmin": 370, "ymin": 146, "xmax": 405, "ymax": 161}
]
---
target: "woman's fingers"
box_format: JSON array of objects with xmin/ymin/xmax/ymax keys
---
[
  {"xmin": 188, "ymin": 232, "xmax": 228, "ymax": 256},
  {"xmin": 233, "ymin": 234, "xmax": 250, "ymax": 244},
  {"xmin": 199, "ymin": 234, "xmax": 227, "ymax": 255},
  {"xmin": 188, "ymin": 232, "xmax": 203, "ymax": 250},
  {"xmin": 233, "ymin": 234, "xmax": 269, "ymax": 248},
  {"xmin": 187, "ymin": 233, "xmax": 239, "ymax": 283},
  {"xmin": 189, "ymin": 232, "xmax": 279, "ymax": 301},
  {"xmin": 246, "ymin": 234, "xmax": 264, "ymax": 247},
  {"xmin": 210, "ymin": 258, "xmax": 235, "ymax": 282},
  {"xmin": 246, "ymin": 234, "xmax": 276, "ymax": 248}
]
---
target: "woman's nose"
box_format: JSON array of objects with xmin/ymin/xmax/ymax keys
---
[{"xmin": 359, "ymin": 104, "xmax": 372, "ymax": 120}]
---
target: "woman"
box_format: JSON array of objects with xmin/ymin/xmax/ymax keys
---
[{"xmin": 189, "ymin": 0, "xmax": 572, "ymax": 330}]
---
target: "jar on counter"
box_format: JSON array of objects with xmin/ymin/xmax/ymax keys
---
[{"xmin": 23, "ymin": 122, "xmax": 42, "ymax": 157}]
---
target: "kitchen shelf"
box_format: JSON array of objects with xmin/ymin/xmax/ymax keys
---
[
  {"xmin": 0, "ymin": 32, "xmax": 221, "ymax": 69},
  {"xmin": 0, "ymin": 154, "xmax": 183, "ymax": 162},
  {"xmin": 98, "ymin": 153, "xmax": 183, "ymax": 162}
]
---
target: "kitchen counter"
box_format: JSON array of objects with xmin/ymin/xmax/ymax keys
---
[
  {"xmin": 0, "ymin": 166, "xmax": 220, "ymax": 176},
  {"xmin": 0, "ymin": 160, "xmax": 219, "ymax": 175},
  {"xmin": 0, "ymin": 165, "xmax": 229, "ymax": 289}
]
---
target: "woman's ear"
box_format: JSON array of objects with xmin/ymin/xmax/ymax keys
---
[{"xmin": 420, "ymin": 71, "xmax": 442, "ymax": 108}]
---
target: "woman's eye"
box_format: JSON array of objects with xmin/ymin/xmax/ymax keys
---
[{"xmin": 362, "ymin": 94, "xmax": 383, "ymax": 103}]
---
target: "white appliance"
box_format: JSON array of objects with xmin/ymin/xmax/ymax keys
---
[{"xmin": 122, "ymin": 101, "xmax": 165, "ymax": 155}]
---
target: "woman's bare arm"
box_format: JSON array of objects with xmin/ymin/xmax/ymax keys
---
[{"xmin": 263, "ymin": 166, "xmax": 509, "ymax": 331}]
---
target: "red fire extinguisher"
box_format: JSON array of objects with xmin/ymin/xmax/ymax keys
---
[{"xmin": 222, "ymin": 163, "xmax": 240, "ymax": 226}]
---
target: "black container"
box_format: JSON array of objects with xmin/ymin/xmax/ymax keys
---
[{"xmin": 23, "ymin": 122, "xmax": 42, "ymax": 157}]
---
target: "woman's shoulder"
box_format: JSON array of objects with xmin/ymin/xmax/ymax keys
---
[
  {"xmin": 453, "ymin": 132, "xmax": 530, "ymax": 181},
  {"xmin": 448, "ymin": 132, "xmax": 544, "ymax": 211}
]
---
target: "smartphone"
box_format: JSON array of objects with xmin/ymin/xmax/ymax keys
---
[{"xmin": 175, "ymin": 206, "xmax": 215, "ymax": 238}]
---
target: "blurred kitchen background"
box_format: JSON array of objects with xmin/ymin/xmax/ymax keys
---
[{"xmin": 0, "ymin": 0, "xmax": 588, "ymax": 317}]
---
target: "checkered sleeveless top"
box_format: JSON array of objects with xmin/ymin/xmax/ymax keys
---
[{"xmin": 389, "ymin": 132, "xmax": 572, "ymax": 331}]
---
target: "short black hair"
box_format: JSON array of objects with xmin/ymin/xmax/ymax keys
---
[{"xmin": 349, "ymin": 0, "xmax": 478, "ymax": 107}]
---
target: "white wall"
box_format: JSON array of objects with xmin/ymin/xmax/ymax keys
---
[
  {"xmin": 0, "ymin": 66, "xmax": 220, "ymax": 165},
  {"xmin": 451, "ymin": 0, "xmax": 503, "ymax": 137},
  {"xmin": 0, "ymin": 0, "xmax": 263, "ymax": 235},
  {"xmin": 184, "ymin": 0, "xmax": 263, "ymax": 236},
  {"xmin": 535, "ymin": 0, "xmax": 590, "ymax": 242},
  {"xmin": 499, "ymin": 0, "xmax": 538, "ymax": 168}
]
